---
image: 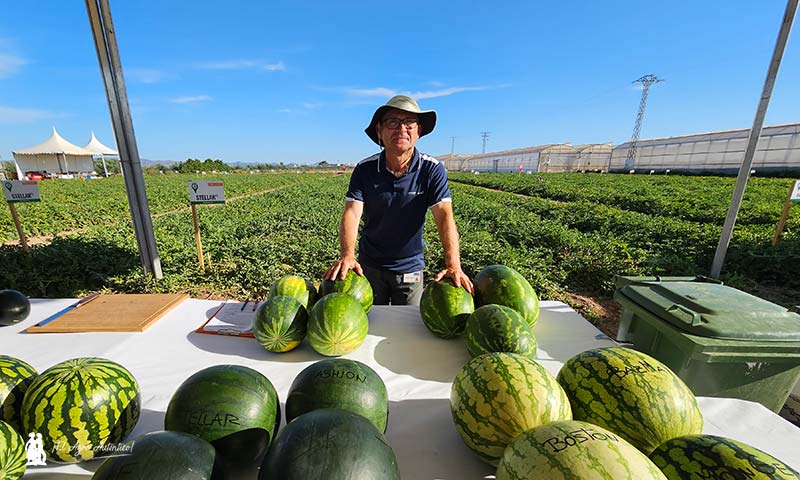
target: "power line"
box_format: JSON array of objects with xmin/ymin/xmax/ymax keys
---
[{"xmin": 625, "ymin": 74, "xmax": 663, "ymax": 171}]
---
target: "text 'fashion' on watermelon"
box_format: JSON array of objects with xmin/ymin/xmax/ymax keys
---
[
  {"xmin": 0, "ymin": 420, "xmax": 26, "ymax": 480},
  {"xmin": 496, "ymin": 420, "xmax": 668, "ymax": 480},
  {"xmin": 307, "ymin": 293, "xmax": 369, "ymax": 356},
  {"xmin": 0, "ymin": 290, "xmax": 30, "ymax": 327},
  {"xmin": 286, "ymin": 358, "xmax": 388, "ymax": 433},
  {"xmin": 320, "ymin": 270, "xmax": 374, "ymax": 313},
  {"xmin": 464, "ymin": 304, "xmax": 537, "ymax": 359},
  {"xmin": 649, "ymin": 434, "xmax": 800, "ymax": 480},
  {"xmin": 269, "ymin": 275, "xmax": 318, "ymax": 311},
  {"xmin": 253, "ymin": 295, "xmax": 308, "ymax": 353},
  {"xmin": 259, "ymin": 408, "xmax": 400, "ymax": 480},
  {"xmin": 21, "ymin": 357, "xmax": 141, "ymax": 463},
  {"xmin": 164, "ymin": 364, "xmax": 280, "ymax": 468},
  {"xmin": 557, "ymin": 346, "xmax": 703, "ymax": 455},
  {"xmin": 419, "ymin": 278, "xmax": 474, "ymax": 338},
  {"xmin": 474, "ymin": 265, "xmax": 540, "ymax": 326},
  {"xmin": 0, "ymin": 355, "xmax": 37, "ymax": 434},
  {"xmin": 450, "ymin": 352, "xmax": 572, "ymax": 466}
]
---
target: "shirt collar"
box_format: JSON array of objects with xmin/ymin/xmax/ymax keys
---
[{"xmin": 378, "ymin": 148, "xmax": 420, "ymax": 174}]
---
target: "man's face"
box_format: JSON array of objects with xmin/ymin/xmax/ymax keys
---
[{"xmin": 377, "ymin": 108, "xmax": 420, "ymax": 153}]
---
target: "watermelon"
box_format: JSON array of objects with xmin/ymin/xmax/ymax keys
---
[
  {"xmin": 474, "ymin": 265, "xmax": 539, "ymax": 326},
  {"xmin": 649, "ymin": 434, "xmax": 800, "ymax": 480},
  {"xmin": 0, "ymin": 355, "xmax": 37, "ymax": 434},
  {"xmin": 419, "ymin": 278, "xmax": 474, "ymax": 338},
  {"xmin": 464, "ymin": 304, "xmax": 537, "ymax": 359},
  {"xmin": 164, "ymin": 364, "xmax": 280, "ymax": 467},
  {"xmin": 0, "ymin": 290, "xmax": 30, "ymax": 326},
  {"xmin": 269, "ymin": 275, "xmax": 318, "ymax": 311},
  {"xmin": 320, "ymin": 270, "xmax": 374, "ymax": 313},
  {"xmin": 497, "ymin": 420, "xmax": 668, "ymax": 480},
  {"xmin": 307, "ymin": 293, "xmax": 369, "ymax": 356},
  {"xmin": 557, "ymin": 346, "xmax": 703, "ymax": 455},
  {"xmin": 286, "ymin": 358, "xmax": 388, "ymax": 432},
  {"xmin": 21, "ymin": 357, "xmax": 140, "ymax": 463},
  {"xmin": 253, "ymin": 295, "xmax": 308, "ymax": 353},
  {"xmin": 92, "ymin": 430, "xmax": 217, "ymax": 480},
  {"xmin": 0, "ymin": 420, "xmax": 26, "ymax": 480},
  {"xmin": 259, "ymin": 408, "xmax": 400, "ymax": 480},
  {"xmin": 450, "ymin": 352, "xmax": 572, "ymax": 466}
]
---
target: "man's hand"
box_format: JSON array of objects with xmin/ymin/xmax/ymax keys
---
[
  {"xmin": 324, "ymin": 256, "xmax": 364, "ymax": 280},
  {"xmin": 434, "ymin": 267, "xmax": 474, "ymax": 295}
]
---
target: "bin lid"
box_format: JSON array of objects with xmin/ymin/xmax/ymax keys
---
[{"xmin": 618, "ymin": 281, "xmax": 800, "ymax": 341}]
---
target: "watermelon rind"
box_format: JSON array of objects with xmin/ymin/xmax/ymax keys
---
[
  {"xmin": 0, "ymin": 355, "xmax": 37, "ymax": 434},
  {"xmin": 268, "ymin": 275, "xmax": 318, "ymax": 311},
  {"xmin": 474, "ymin": 265, "xmax": 540, "ymax": 326},
  {"xmin": 496, "ymin": 420, "xmax": 668, "ymax": 480},
  {"xmin": 557, "ymin": 346, "xmax": 703, "ymax": 455},
  {"xmin": 307, "ymin": 293, "xmax": 369, "ymax": 357},
  {"xmin": 419, "ymin": 278, "xmax": 474, "ymax": 338},
  {"xmin": 319, "ymin": 270, "xmax": 374, "ymax": 313},
  {"xmin": 253, "ymin": 295, "xmax": 308, "ymax": 353},
  {"xmin": 464, "ymin": 304, "xmax": 537, "ymax": 359},
  {"xmin": 0, "ymin": 419, "xmax": 26, "ymax": 480}
]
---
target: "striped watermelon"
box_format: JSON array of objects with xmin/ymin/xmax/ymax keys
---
[
  {"xmin": 419, "ymin": 278, "xmax": 474, "ymax": 338},
  {"xmin": 253, "ymin": 295, "xmax": 308, "ymax": 352},
  {"xmin": 0, "ymin": 355, "xmax": 37, "ymax": 434},
  {"xmin": 0, "ymin": 420, "xmax": 26, "ymax": 480},
  {"xmin": 497, "ymin": 420, "xmax": 668, "ymax": 480},
  {"xmin": 557, "ymin": 347, "xmax": 703, "ymax": 454},
  {"xmin": 307, "ymin": 293, "xmax": 369, "ymax": 356},
  {"xmin": 269, "ymin": 275, "xmax": 318, "ymax": 311},
  {"xmin": 474, "ymin": 265, "xmax": 540, "ymax": 326},
  {"xmin": 20, "ymin": 357, "xmax": 140, "ymax": 463},
  {"xmin": 450, "ymin": 352, "xmax": 572, "ymax": 466},
  {"xmin": 320, "ymin": 270, "xmax": 374, "ymax": 313},
  {"xmin": 464, "ymin": 304, "xmax": 537, "ymax": 359},
  {"xmin": 649, "ymin": 434, "xmax": 800, "ymax": 480}
]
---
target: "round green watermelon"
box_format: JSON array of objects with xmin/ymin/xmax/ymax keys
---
[
  {"xmin": 0, "ymin": 290, "xmax": 30, "ymax": 326},
  {"xmin": 92, "ymin": 430, "xmax": 217, "ymax": 480},
  {"xmin": 164, "ymin": 365, "xmax": 280, "ymax": 467},
  {"xmin": 464, "ymin": 304, "xmax": 536, "ymax": 359},
  {"xmin": 0, "ymin": 355, "xmax": 37, "ymax": 434},
  {"xmin": 21, "ymin": 357, "xmax": 141, "ymax": 463},
  {"xmin": 307, "ymin": 293, "xmax": 369, "ymax": 356},
  {"xmin": 419, "ymin": 278, "xmax": 474, "ymax": 338},
  {"xmin": 497, "ymin": 420, "xmax": 668, "ymax": 480},
  {"xmin": 474, "ymin": 265, "xmax": 539, "ymax": 326},
  {"xmin": 557, "ymin": 347, "xmax": 703, "ymax": 455},
  {"xmin": 253, "ymin": 295, "xmax": 308, "ymax": 353},
  {"xmin": 0, "ymin": 420, "xmax": 26, "ymax": 480},
  {"xmin": 450, "ymin": 352, "xmax": 572, "ymax": 466},
  {"xmin": 320, "ymin": 270, "xmax": 373, "ymax": 313},
  {"xmin": 286, "ymin": 358, "xmax": 388, "ymax": 432},
  {"xmin": 258, "ymin": 408, "xmax": 400, "ymax": 480},
  {"xmin": 269, "ymin": 275, "xmax": 318, "ymax": 311},
  {"xmin": 649, "ymin": 434, "xmax": 800, "ymax": 480}
]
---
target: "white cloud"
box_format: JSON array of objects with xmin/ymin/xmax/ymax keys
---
[
  {"xmin": 277, "ymin": 108, "xmax": 293, "ymax": 113},
  {"xmin": 196, "ymin": 60, "xmax": 286, "ymax": 71},
  {"xmin": 0, "ymin": 105, "xmax": 67, "ymax": 123},
  {"xmin": 169, "ymin": 95, "xmax": 212, "ymax": 104},
  {"xmin": 128, "ymin": 68, "xmax": 171, "ymax": 84},
  {"xmin": 303, "ymin": 102, "xmax": 322, "ymax": 109},
  {"xmin": 346, "ymin": 84, "xmax": 510, "ymax": 100},
  {"xmin": 0, "ymin": 53, "xmax": 27, "ymax": 78}
]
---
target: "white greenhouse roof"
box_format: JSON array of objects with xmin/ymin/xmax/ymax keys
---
[
  {"xmin": 13, "ymin": 128, "xmax": 95, "ymax": 156},
  {"xmin": 83, "ymin": 131, "xmax": 118, "ymax": 155}
]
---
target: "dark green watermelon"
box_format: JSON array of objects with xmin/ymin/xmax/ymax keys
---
[
  {"xmin": 253, "ymin": 295, "xmax": 308, "ymax": 353},
  {"xmin": 92, "ymin": 430, "xmax": 217, "ymax": 480},
  {"xmin": 320, "ymin": 270, "xmax": 373, "ymax": 313},
  {"xmin": 474, "ymin": 265, "xmax": 539, "ymax": 326},
  {"xmin": 269, "ymin": 275, "xmax": 318, "ymax": 311},
  {"xmin": 419, "ymin": 278, "xmax": 474, "ymax": 338},
  {"xmin": 258, "ymin": 408, "xmax": 400, "ymax": 480},
  {"xmin": 286, "ymin": 359, "xmax": 388, "ymax": 432},
  {"xmin": 0, "ymin": 290, "xmax": 30, "ymax": 326},
  {"xmin": 164, "ymin": 365, "xmax": 280, "ymax": 467},
  {"xmin": 0, "ymin": 355, "xmax": 37, "ymax": 434},
  {"xmin": 464, "ymin": 304, "xmax": 537, "ymax": 359},
  {"xmin": 307, "ymin": 293, "xmax": 369, "ymax": 356}
]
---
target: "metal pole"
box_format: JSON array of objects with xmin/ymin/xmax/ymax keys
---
[
  {"xmin": 86, "ymin": 0, "xmax": 162, "ymax": 278},
  {"xmin": 710, "ymin": 0, "xmax": 798, "ymax": 278}
]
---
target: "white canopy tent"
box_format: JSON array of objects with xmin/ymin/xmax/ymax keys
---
[
  {"xmin": 12, "ymin": 128, "xmax": 96, "ymax": 178},
  {"xmin": 83, "ymin": 131, "xmax": 119, "ymax": 177}
]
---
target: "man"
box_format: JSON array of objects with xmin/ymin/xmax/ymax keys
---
[{"xmin": 324, "ymin": 95, "xmax": 473, "ymax": 305}]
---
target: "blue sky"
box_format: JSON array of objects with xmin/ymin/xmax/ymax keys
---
[{"xmin": 1, "ymin": 1, "xmax": 799, "ymax": 165}]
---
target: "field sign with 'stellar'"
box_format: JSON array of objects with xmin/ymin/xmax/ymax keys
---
[
  {"xmin": 3, "ymin": 180, "xmax": 41, "ymax": 203},
  {"xmin": 188, "ymin": 180, "xmax": 225, "ymax": 204}
]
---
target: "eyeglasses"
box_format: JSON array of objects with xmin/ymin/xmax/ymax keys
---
[{"xmin": 381, "ymin": 117, "xmax": 420, "ymax": 129}]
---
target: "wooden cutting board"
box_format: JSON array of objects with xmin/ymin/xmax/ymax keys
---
[{"xmin": 26, "ymin": 294, "xmax": 188, "ymax": 333}]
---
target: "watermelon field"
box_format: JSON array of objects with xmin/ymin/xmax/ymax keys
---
[{"xmin": 1, "ymin": 171, "xmax": 798, "ymax": 332}]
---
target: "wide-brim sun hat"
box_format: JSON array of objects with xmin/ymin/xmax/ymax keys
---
[{"xmin": 365, "ymin": 95, "xmax": 437, "ymax": 146}]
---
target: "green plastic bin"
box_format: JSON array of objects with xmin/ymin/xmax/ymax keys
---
[{"xmin": 613, "ymin": 275, "xmax": 800, "ymax": 412}]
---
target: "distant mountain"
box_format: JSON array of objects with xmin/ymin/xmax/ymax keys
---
[{"xmin": 140, "ymin": 158, "xmax": 178, "ymax": 166}]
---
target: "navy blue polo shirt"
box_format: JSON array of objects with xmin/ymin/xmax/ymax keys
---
[{"xmin": 346, "ymin": 148, "xmax": 451, "ymax": 273}]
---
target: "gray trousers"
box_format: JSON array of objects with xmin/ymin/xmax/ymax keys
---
[{"xmin": 362, "ymin": 264, "xmax": 424, "ymax": 306}]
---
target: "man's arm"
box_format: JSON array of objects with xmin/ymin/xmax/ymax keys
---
[
  {"xmin": 431, "ymin": 201, "xmax": 474, "ymax": 294},
  {"xmin": 324, "ymin": 200, "xmax": 365, "ymax": 280}
]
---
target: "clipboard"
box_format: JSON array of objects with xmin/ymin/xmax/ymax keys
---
[{"xmin": 195, "ymin": 300, "xmax": 261, "ymax": 338}]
